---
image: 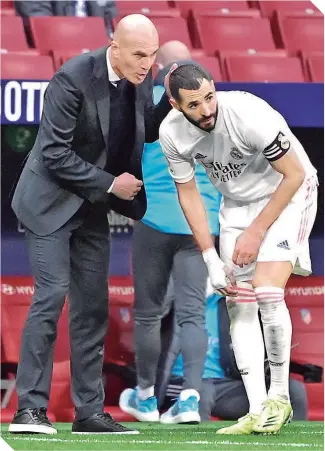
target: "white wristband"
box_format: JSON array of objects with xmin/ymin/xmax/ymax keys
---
[
  {"xmin": 202, "ymin": 248, "xmax": 228, "ymax": 291},
  {"xmin": 202, "ymin": 248, "xmax": 224, "ymax": 271}
]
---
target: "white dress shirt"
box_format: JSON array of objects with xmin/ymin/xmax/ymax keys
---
[{"xmin": 105, "ymin": 48, "xmax": 123, "ymax": 193}]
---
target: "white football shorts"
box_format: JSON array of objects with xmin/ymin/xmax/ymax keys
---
[{"xmin": 219, "ymin": 175, "xmax": 318, "ymax": 282}]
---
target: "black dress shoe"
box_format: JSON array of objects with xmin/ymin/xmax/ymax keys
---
[
  {"xmin": 8, "ymin": 408, "xmax": 57, "ymax": 434},
  {"xmin": 72, "ymin": 412, "xmax": 139, "ymax": 434}
]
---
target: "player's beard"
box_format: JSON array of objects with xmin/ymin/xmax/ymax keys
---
[{"xmin": 180, "ymin": 109, "xmax": 217, "ymax": 133}]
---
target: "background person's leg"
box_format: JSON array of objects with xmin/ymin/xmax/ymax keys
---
[
  {"xmin": 132, "ymin": 222, "xmax": 175, "ymax": 393},
  {"xmin": 210, "ymin": 379, "xmax": 250, "ymax": 420},
  {"xmin": 173, "ymin": 237, "xmax": 208, "ymax": 393},
  {"xmin": 289, "ymin": 379, "xmax": 308, "ymax": 420},
  {"xmin": 199, "ymin": 379, "xmax": 220, "ymax": 422}
]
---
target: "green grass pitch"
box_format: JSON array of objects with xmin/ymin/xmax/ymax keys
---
[{"xmin": 1, "ymin": 421, "xmax": 323, "ymax": 451}]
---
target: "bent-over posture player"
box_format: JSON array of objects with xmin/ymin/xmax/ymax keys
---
[{"xmin": 159, "ymin": 64, "xmax": 318, "ymax": 435}]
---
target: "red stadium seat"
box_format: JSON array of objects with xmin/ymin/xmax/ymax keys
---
[
  {"xmin": 1, "ymin": 291, "xmax": 70, "ymax": 364},
  {"xmin": 1, "ymin": 54, "xmax": 55, "ymax": 79},
  {"xmin": 1, "ymin": 281, "xmax": 71, "ymax": 418},
  {"xmin": 191, "ymin": 54, "xmax": 223, "ymax": 81},
  {"xmin": 115, "ymin": 8, "xmax": 180, "ymax": 20},
  {"xmin": 258, "ymin": 1, "xmax": 318, "ymax": 17},
  {"xmin": 175, "ymin": 1, "xmax": 250, "ymax": 17},
  {"xmin": 1, "ymin": 16, "xmax": 29, "ymax": 51},
  {"xmin": 286, "ymin": 276, "xmax": 324, "ymax": 368},
  {"xmin": 0, "ymin": 275, "xmax": 137, "ymax": 421},
  {"xmin": 192, "ymin": 15, "xmax": 276, "ymax": 55},
  {"xmin": 305, "ymin": 383, "xmax": 324, "ymax": 421},
  {"xmin": 52, "ymin": 49, "xmax": 89, "ymax": 70},
  {"xmin": 225, "ymin": 55, "xmax": 305, "ymax": 82},
  {"xmin": 190, "ymin": 10, "xmax": 262, "ymax": 48},
  {"xmin": 116, "ymin": 16, "xmax": 192, "ymax": 48},
  {"xmin": 274, "ymin": 11, "xmax": 324, "ymax": 54},
  {"xmin": 0, "ymin": 8, "xmax": 15, "ymax": 15},
  {"xmin": 286, "ymin": 276, "xmax": 324, "ymax": 421},
  {"xmin": 116, "ymin": 1, "xmax": 172, "ymax": 12},
  {"xmin": 0, "ymin": 49, "xmax": 40, "ymax": 56},
  {"xmin": 0, "ymin": 0, "xmax": 14, "ymax": 6},
  {"xmin": 192, "ymin": 8, "xmax": 260, "ymax": 18},
  {"xmin": 151, "ymin": 17, "xmax": 192, "ymax": 48},
  {"xmin": 307, "ymin": 52, "xmax": 324, "ymax": 82},
  {"xmin": 218, "ymin": 49, "xmax": 288, "ymax": 79},
  {"xmin": 29, "ymin": 17, "xmax": 109, "ymax": 53},
  {"xmin": 115, "ymin": 1, "xmax": 179, "ymax": 18}
]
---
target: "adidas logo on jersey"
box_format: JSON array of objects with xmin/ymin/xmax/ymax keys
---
[{"xmin": 277, "ymin": 240, "xmax": 290, "ymax": 250}]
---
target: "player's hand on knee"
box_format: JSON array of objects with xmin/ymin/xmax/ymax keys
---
[
  {"xmin": 203, "ymin": 248, "xmax": 238, "ymax": 296},
  {"xmin": 216, "ymin": 266, "xmax": 238, "ymax": 297},
  {"xmin": 232, "ymin": 228, "xmax": 265, "ymax": 267}
]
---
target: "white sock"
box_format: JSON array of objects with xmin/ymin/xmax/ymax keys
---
[
  {"xmin": 255, "ymin": 286, "xmax": 292, "ymax": 400},
  {"xmin": 179, "ymin": 389, "xmax": 200, "ymax": 401},
  {"xmin": 137, "ymin": 386, "xmax": 155, "ymax": 400},
  {"xmin": 227, "ymin": 282, "xmax": 267, "ymax": 415}
]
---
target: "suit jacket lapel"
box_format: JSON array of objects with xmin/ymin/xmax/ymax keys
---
[{"xmin": 92, "ymin": 47, "xmax": 110, "ymax": 151}]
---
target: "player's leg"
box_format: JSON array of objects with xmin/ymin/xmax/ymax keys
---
[
  {"xmin": 251, "ymin": 261, "xmax": 293, "ymax": 433},
  {"xmin": 216, "ymin": 201, "xmax": 267, "ymax": 434},
  {"xmin": 119, "ymin": 222, "xmax": 175, "ymax": 421},
  {"xmin": 160, "ymin": 236, "xmax": 208, "ymax": 424},
  {"xmin": 252, "ymin": 178, "xmax": 318, "ymax": 433},
  {"xmin": 215, "ymin": 283, "xmax": 267, "ymax": 434}
]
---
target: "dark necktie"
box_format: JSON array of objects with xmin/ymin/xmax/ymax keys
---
[{"xmin": 113, "ymin": 79, "xmax": 127, "ymax": 90}]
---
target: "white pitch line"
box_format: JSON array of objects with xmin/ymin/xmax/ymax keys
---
[
  {"xmin": 6, "ymin": 437, "xmax": 320, "ymax": 448},
  {"xmin": 300, "ymin": 431, "xmax": 324, "ymax": 434}
]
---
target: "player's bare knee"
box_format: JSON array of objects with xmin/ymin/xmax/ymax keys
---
[{"xmin": 252, "ymin": 261, "xmax": 292, "ymax": 289}]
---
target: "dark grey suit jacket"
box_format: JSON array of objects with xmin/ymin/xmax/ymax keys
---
[
  {"xmin": 14, "ymin": 0, "xmax": 117, "ymax": 20},
  {"xmin": 12, "ymin": 47, "xmax": 171, "ymax": 236}
]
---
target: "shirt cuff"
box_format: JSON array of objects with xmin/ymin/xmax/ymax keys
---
[{"xmin": 107, "ymin": 178, "xmax": 116, "ymax": 193}]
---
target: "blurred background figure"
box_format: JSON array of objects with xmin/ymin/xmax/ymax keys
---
[
  {"xmin": 119, "ymin": 41, "xmax": 222, "ymax": 425},
  {"xmin": 14, "ymin": 0, "xmax": 117, "ymax": 37},
  {"xmin": 154, "ymin": 40, "xmax": 192, "ymax": 86}
]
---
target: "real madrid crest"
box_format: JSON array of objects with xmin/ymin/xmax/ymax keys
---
[{"xmin": 230, "ymin": 148, "xmax": 243, "ymax": 160}]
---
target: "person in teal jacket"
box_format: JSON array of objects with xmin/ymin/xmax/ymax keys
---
[{"xmin": 120, "ymin": 41, "xmax": 222, "ymax": 424}]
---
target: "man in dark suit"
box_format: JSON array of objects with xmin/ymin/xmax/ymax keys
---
[
  {"xmin": 9, "ymin": 14, "xmax": 173, "ymax": 435},
  {"xmin": 15, "ymin": 0, "xmax": 117, "ymax": 36}
]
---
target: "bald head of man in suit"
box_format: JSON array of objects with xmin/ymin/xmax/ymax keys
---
[{"xmin": 110, "ymin": 14, "xmax": 159, "ymax": 85}]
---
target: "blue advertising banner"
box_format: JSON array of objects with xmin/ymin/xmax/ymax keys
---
[
  {"xmin": 1, "ymin": 79, "xmax": 324, "ymax": 127},
  {"xmin": 1, "ymin": 80, "xmax": 49, "ymax": 124}
]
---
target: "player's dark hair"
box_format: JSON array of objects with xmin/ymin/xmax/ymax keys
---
[{"xmin": 169, "ymin": 64, "xmax": 213, "ymax": 102}]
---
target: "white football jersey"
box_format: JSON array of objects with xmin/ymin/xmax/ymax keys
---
[{"xmin": 159, "ymin": 91, "xmax": 316, "ymax": 203}]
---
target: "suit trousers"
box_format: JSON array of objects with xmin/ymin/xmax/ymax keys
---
[
  {"xmin": 132, "ymin": 221, "xmax": 208, "ymax": 393},
  {"xmin": 16, "ymin": 204, "xmax": 110, "ymax": 420}
]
